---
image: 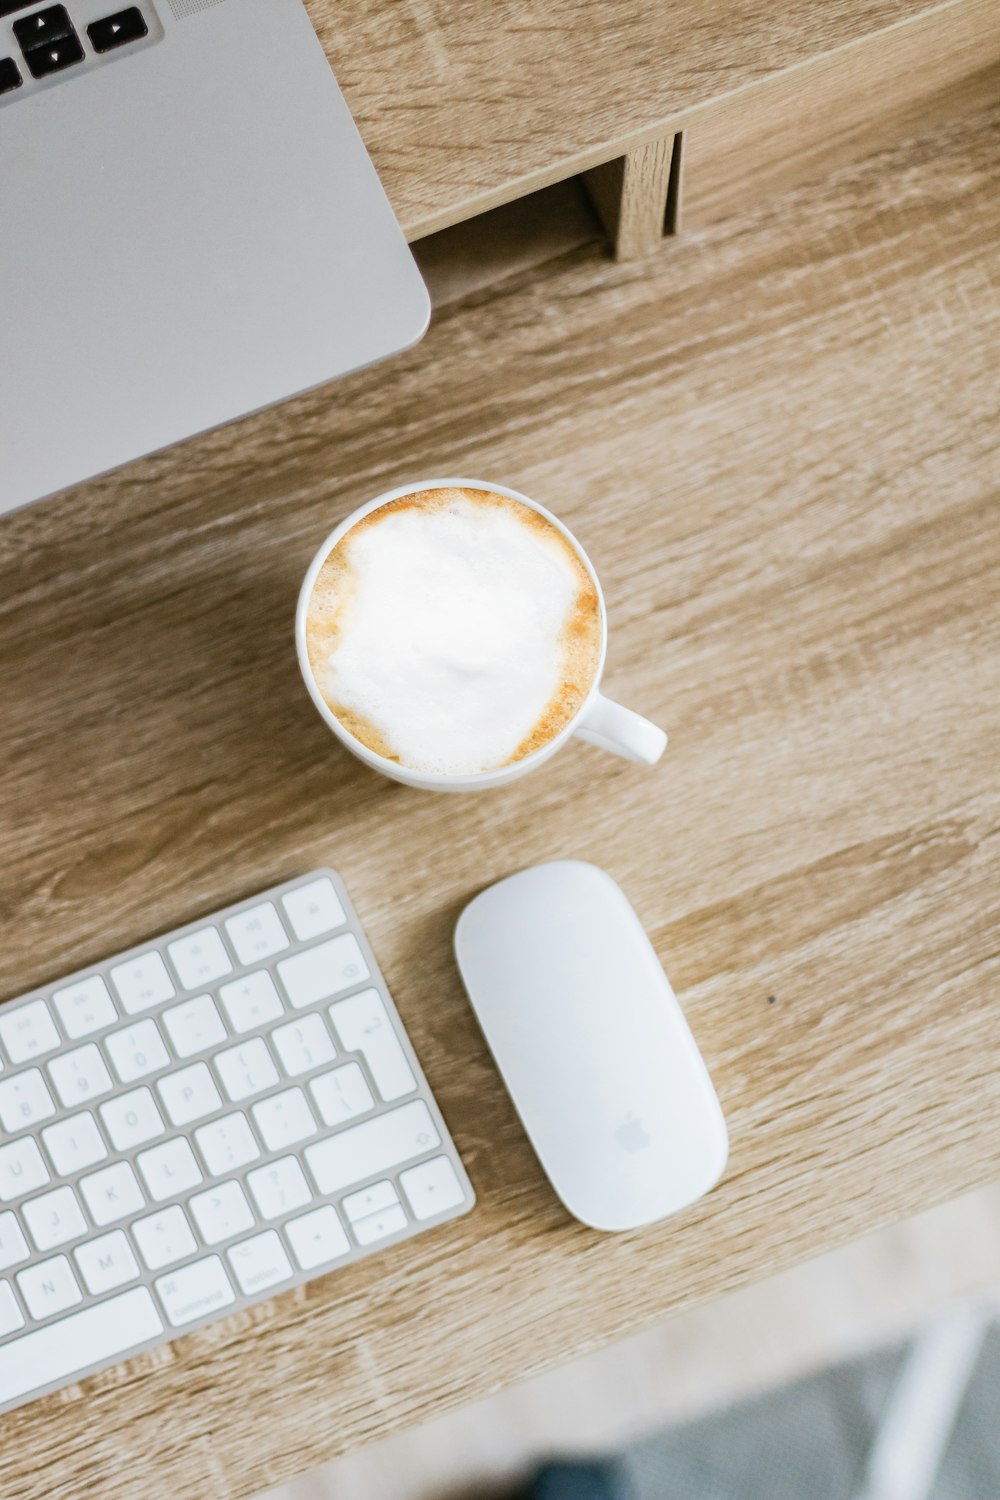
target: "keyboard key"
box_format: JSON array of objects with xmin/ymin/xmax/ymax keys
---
[
  {"xmin": 270, "ymin": 1014, "xmax": 335, "ymax": 1077},
  {"xmin": 157, "ymin": 1061, "xmax": 221, "ymax": 1126},
  {"xmin": 218, "ymin": 971, "xmax": 283, "ymax": 1034},
  {"xmin": 400, "ymin": 1155, "xmax": 466, "ymax": 1220},
  {"xmin": 48, "ymin": 1042, "xmax": 113, "ymax": 1106},
  {"xmin": 278, "ymin": 935, "xmax": 368, "ymax": 1010},
  {"xmin": 188, "ymin": 1180, "xmax": 253, "ymax": 1246},
  {"xmin": 215, "ymin": 1037, "xmax": 278, "ymax": 1102},
  {"xmin": 341, "ymin": 1179, "xmax": 397, "ymax": 1223},
  {"xmin": 308, "ymin": 1061, "xmax": 373, "ymax": 1126},
  {"xmin": 53, "ymin": 976, "xmax": 116, "ymax": 1040},
  {"xmin": 104, "ymin": 1020, "xmax": 169, "ymax": 1083},
  {"xmin": 41, "ymin": 1112, "xmax": 106, "ymax": 1176},
  {"xmin": 251, "ymin": 1086, "xmax": 316, "ymax": 1152},
  {"xmin": 87, "ymin": 5, "xmax": 147, "ymax": 52},
  {"xmin": 74, "ymin": 1230, "xmax": 140, "ymax": 1295},
  {"xmin": 281, "ymin": 878, "xmax": 346, "ymax": 942},
  {"xmin": 351, "ymin": 1202, "xmax": 408, "ymax": 1246},
  {"xmin": 155, "ymin": 1255, "xmax": 234, "ymax": 1327},
  {"xmin": 0, "ymin": 1281, "xmax": 24, "ymax": 1337},
  {"xmin": 0, "ymin": 1138, "xmax": 49, "ymax": 1202},
  {"xmin": 0, "ymin": 1287, "xmax": 162, "ymax": 1406},
  {"xmin": 246, "ymin": 1156, "xmax": 311, "ymax": 1220},
  {"xmin": 0, "ymin": 1069, "xmax": 55, "ymax": 1133},
  {"xmin": 227, "ymin": 1230, "xmax": 292, "ymax": 1295},
  {"xmin": 305, "ymin": 1101, "xmax": 440, "ymax": 1197},
  {"xmin": 13, "ymin": 4, "xmax": 72, "ymax": 47},
  {"xmin": 285, "ymin": 1205, "xmax": 349, "ymax": 1270},
  {"xmin": 79, "ymin": 1161, "xmax": 145, "ymax": 1227},
  {"xmin": 100, "ymin": 1086, "xmax": 164, "ymax": 1150},
  {"xmin": 0, "ymin": 1000, "xmax": 60, "ymax": 1065},
  {"xmin": 167, "ymin": 926, "xmax": 232, "ymax": 992},
  {"xmin": 137, "ymin": 1137, "xmax": 202, "ymax": 1202},
  {"xmin": 20, "ymin": 30, "xmax": 83, "ymax": 76},
  {"xmin": 133, "ymin": 1205, "xmax": 197, "ymax": 1271},
  {"xmin": 224, "ymin": 902, "xmax": 289, "ymax": 966},
  {"xmin": 162, "ymin": 994, "xmax": 227, "ymax": 1059},
  {"xmin": 110, "ymin": 951, "xmax": 174, "ymax": 1015},
  {"xmin": 194, "ymin": 1112, "xmax": 259, "ymax": 1175},
  {"xmin": 22, "ymin": 1185, "xmax": 87, "ymax": 1252},
  {"xmin": 17, "ymin": 1255, "xmax": 82, "ymax": 1319},
  {"xmin": 0, "ymin": 1212, "xmax": 30, "ymax": 1272},
  {"xmin": 329, "ymin": 990, "xmax": 416, "ymax": 1101},
  {"xmin": 0, "ymin": 57, "xmax": 22, "ymax": 95}
]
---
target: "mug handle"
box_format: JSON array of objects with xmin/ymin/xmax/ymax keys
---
[{"xmin": 573, "ymin": 691, "xmax": 667, "ymax": 765}]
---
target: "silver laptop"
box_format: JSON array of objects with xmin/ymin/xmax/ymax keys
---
[{"xmin": 0, "ymin": 0, "xmax": 429, "ymax": 515}]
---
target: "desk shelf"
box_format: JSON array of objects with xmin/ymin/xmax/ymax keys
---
[{"xmin": 303, "ymin": 0, "xmax": 1000, "ymax": 252}]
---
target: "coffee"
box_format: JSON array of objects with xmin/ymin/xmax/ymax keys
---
[{"xmin": 304, "ymin": 486, "xmax": 602, "ymax": 776}]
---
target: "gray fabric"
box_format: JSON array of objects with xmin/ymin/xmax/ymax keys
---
[
  {"xmin": 934, "ymin": 1328, "xmax": 1000, "ymax": 1500},
  {"xmin": 610, "ymin": 1329, "xmax": 1000, "ymax": 1500}
]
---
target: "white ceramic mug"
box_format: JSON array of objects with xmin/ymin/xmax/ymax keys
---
[{"xmin": 295, "ymin": 479, "xmax": 667, "ymax": 791}]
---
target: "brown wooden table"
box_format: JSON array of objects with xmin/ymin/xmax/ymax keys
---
[
  {"xmin": 312, "ymin": 0, "xmax": 1000, "ymax": 245},
  {"xmin": 1, "ymin": 1, "xmax": 998, "ymax": 1494}
]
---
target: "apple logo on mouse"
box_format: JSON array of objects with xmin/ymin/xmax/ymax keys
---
[{"xmin": 616, "ymin": 1113, "xmax": 651, "ymax": 1153}]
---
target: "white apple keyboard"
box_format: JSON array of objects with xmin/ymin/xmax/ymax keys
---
[{"xmin": 0, "ymin": 869, "xmax": 473, "ymax": 1415}]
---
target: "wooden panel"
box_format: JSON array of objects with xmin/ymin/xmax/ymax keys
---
[
  {"xmin": 583, "ymin": 137, "xmax": 676, "ymax": 261},
  {"xmin": 682, "ymin": 0, "xmax": 1000, "ymax": 225},
  {"xmin": 665, "ymin": 129, "xmax": 686, "ymax": 235},
  {"xmin": 305, "ymin": 0, "xmax": 964, "ymax": 238},
  {"xmin": 1, "ymin": 97, "xmax": 999, "ymax": 1500}
]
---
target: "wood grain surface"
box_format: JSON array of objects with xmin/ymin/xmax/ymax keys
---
[
  {"xmin": 1, "ymin": 98, "xmax": 999, "ymax": 1500},
  {"xmin": 307, "ymin": 0, "xmax": 990, "ymax": 237},
  {"xmin": 583, "ymin": 137, "xmax": 677, "ymax": 261},
  {"xmin": 682, "ymin": 0, "xmax": 1000, "ymax": 227},
  {"xmin": 264, "ymin": 1185, "xmax": 1000, "ymax": 1500}
]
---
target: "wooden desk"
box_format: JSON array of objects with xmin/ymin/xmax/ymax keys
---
[
  {"xmin": 1, "ymin": 37, "xmax": 999, "ymax": 1500},
  {"xmin": 311, "ymin": 0, "xmax": 1000, "ymax": 240}
]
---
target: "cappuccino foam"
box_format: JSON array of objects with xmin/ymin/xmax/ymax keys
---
[{"xmin": 305, "ymin": 487, "xmax": 601, "ymax": 776}]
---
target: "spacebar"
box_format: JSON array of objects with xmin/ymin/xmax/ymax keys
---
[{"xmin": 0, "ymin": 1287, "xmax": 164, "ymax": 1408}]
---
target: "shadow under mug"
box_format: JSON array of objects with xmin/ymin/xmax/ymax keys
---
[{"xmin": 295, "ymin": 478, "xmax": 667, "ymax": 792}]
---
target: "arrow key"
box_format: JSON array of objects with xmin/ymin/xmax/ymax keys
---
[
  {"xmin": 20, "ymin": 30, "xmax": 83, "ymax": 77},
  {"xmin": 400, "ymin": 1156, "xmax": 466, "ymax": 1221},
  {"xmin": 0, "ymin": 57, "xmax": 23, "ymax": 95},
  {"xmin": 88, "ymin": 6, "xmax": 147, "ymax": 53},
  {"xmin": 14, "ymin": 6, "xmax": 74, "ymax": 50}
]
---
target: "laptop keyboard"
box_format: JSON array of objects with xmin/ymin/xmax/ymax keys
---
[{"xmin": 1, "ymin": 0, "xmax": 152, "ymax": 97}]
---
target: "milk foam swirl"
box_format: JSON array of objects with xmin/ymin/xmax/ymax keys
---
[{"xmin": 305, "ymin": 488, "xmax": 602, "ymax": 776}]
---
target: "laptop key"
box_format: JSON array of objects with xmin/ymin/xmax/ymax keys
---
[
  {"xmin": 88, "ymin": 5, "xmax": 146, "ymax": 52},
  {"xmin": 13, "ymin": 4, "xmax": 72, "ymax": 48},
  {"xmin": 0, "ymin": 57, "xmax": 22, "ymax": 94},
  {"xmin": 20, "ymin": 32, "xmax": 84, "ymax": 77}
]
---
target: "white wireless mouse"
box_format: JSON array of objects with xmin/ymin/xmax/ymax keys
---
[{"xmin": 454, "ymin": 861, "xmax": 728, "ymax": 1232}]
